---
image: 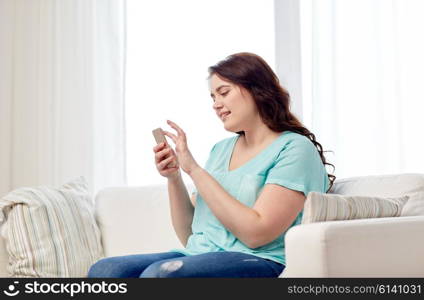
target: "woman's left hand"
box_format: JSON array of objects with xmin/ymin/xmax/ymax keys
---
[{"xmin": 163, "ymin": 120, "xmax": 200, "ymax": 175}]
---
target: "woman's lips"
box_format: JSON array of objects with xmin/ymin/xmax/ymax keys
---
[{"xmin": 221, "ymin": 112, "xmax": 231, "ymax": 120}]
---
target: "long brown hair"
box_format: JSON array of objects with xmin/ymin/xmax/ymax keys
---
[{"xmin": 208, "ymin": 52, "xmax": 336, "ymax": 192}]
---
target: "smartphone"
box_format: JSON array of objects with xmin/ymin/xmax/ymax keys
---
[
  {"xmin": 152, "ymin": 128, "xmax": 167, "ymax": 145},
  {"xmin": 152, "ymin": 127, "xmax": 176, "ymax": 167}
]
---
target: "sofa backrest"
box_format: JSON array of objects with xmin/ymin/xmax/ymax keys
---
[
  {"xmin": 95, "ymin": 184, "xmax": 182, "ymax": 258},
  {"xmin": 329, "ymin": 173, "xmax": 424, "ymax": 197}
]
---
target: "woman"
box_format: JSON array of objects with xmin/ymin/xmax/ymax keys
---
[{"xmin": 88, "ymin": 52, "xmax": 335, "ymax": 278}]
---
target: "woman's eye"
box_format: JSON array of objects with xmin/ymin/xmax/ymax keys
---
[{"xmin": 211, "ymin": 91, "xmax": 229, "ymax": 102}]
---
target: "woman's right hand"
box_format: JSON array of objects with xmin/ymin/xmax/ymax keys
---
[{"xmin": 153, "ymin": 142, "xmax": 180, "ymax": 179}]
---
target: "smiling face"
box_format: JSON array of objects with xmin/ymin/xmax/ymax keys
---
[{"xmin": 209, "ymin": 73, "xmax": 259, "ymax": 133}]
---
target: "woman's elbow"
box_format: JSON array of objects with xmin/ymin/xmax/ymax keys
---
[{"xmin": 241, "ymin": 234, "xmax": 271, "ymax": 249}]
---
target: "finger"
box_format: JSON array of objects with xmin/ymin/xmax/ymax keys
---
[
  {"xmin": 167, "ymin": 120, "xmax": 186, "ymax": 139},
  {"xmin": 153, "ymin": 142, "xmax": 166, "ymax": 152},
  {"xmin": 158, "ymin": 155, "xmax": 176, "ymax": 170},
  {"xmin": 154, "ymin": 147, "xmax": 171, "ymax": 163},
  {"xmin": 163, "ymin": 131, "xmax": 178, "ymax": 144},
  {"xmin": 161, "ymin": 166, "xmax": 179, "ymax": 174},
  {"xmin": 167, "ymin": 120, "xmax": 184, "ymax": 134}
]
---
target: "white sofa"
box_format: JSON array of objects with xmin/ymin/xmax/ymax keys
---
[{"xmin": 0, "ymin": 173, "xmax": 423, "ymax": 277}]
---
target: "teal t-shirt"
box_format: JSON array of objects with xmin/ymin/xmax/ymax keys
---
[{"xmin": 171, "ymin": 131, "xmax": 330, "ymax": 265}]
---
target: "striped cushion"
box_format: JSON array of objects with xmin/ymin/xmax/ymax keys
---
[
  {"xmin": 0, "ymin": 177, "xmax": 104, "ymax": 277},
  {"xmin": 301, "ymin": 192, "xmax": 409, "ymax": 224}
]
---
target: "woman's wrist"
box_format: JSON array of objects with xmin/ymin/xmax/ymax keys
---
[
  {"xmin": 188, "ymin": 165, "xmax": 203, "ymax": 177},
  {"xmin": 167, "ymin": 169, "xmax": 182, "ymax": 183}
]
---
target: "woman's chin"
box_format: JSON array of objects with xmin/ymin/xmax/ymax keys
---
[{"xmin": 223, "ymin": 122, "xmax": 239, "ymax": 133}]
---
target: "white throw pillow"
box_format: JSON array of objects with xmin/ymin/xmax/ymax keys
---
[
  {"xmin": 400, "ymin": 191, "xmax": 424, "ymax": 216},
  {"xmin": 0, "ymin": 177, "xmax": 104, "ymax": 277},
  {"xmin": 301, "ymin": 191, "xmax": 409, "ymax": 224}
]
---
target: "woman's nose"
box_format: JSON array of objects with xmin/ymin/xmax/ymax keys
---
[{"xmin": 213, "ymin": 100, "xmax": 223, "ymax": 109}]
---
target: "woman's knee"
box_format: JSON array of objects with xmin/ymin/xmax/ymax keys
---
[
  {"xmin": 139, "ymin": 259, "xmax": 186, "ymax": 278},
  {"xmin": 87, "ymin": 257, "xmax": 132, "ymax": 278}
]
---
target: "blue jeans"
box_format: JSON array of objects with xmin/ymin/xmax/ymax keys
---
[{"xmin": 87, "ymin": 251, "xmax": 285, "ymax": 278}]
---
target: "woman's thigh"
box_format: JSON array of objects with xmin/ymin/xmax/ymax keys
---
[
  {"xmin": 87, "ymin": 251, "xmax": 186, "ymax": 278},
  {"xmin": 139, "ymin": 251, "xmax": 284, "ymax": 278}
]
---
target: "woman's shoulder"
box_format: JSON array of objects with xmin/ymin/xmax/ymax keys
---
[
  {"xmin": 277, "ymin": 131, "xmax": 310, "ymax": 147},
  {"xmin": 277, "ymin": 131, "xmax": 319, "ymax": 157}
]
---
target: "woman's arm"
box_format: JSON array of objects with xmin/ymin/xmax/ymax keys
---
[
  {"xmin": 189, "ymin": 167, "xmax": 305, "ymax": 248},
  {"xmin": 167, "ymin": 170, "xmax": 194, "ymax": 247},
  {"xmin": 163, "ymin": 119, "xmax": 305, "ymax": 249}
]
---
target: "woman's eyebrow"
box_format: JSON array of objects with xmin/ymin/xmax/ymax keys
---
[{"xmin": 210, "ymin": 85, "xmax": 231, "ymax": 97}]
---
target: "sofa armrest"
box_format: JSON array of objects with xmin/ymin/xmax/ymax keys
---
[
  {"xmin": 280, "ymin": 216, "xmax": 424, "ymax": 277},
  {"xmin": 95, "ymin": 184, "xmax": 187, "ymax": 258}
]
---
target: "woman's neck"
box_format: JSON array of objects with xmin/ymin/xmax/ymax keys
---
[{"xmin": 240, "ymin": 126, "xmax": 282, "ymax": 149}]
